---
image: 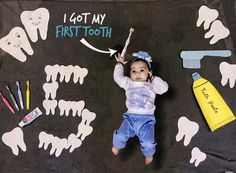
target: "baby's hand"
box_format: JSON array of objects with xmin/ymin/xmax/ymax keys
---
[{"xmin": 115, "ymin": 53, "xmax": 128, "ymax": 65}]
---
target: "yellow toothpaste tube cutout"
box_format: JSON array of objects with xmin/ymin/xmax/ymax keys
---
[{"xmin": 192, "ymin": 72, "xmax": 235, "ymax": 132}]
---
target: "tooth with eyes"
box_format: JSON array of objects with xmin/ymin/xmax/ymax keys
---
[
  {"xmin": 2, "ymin": 127, "xmax": 27, "ymax": 156},
  {"xmin": 43, "ymin": 81, "xmax": 59, "ymax": 100},
  {"xmin": 45, "ymin": 64, "xmax": 60, "ymax": 82},
  {"xmin": 73, "ymin": 65, "xmax": 88, "ymax": 84},
  {"xmin": 20, "ymin": 7, "xmax": 50, "ymax": 42},
  {"xmin": 67, "ymin": 134, "xmax": 82, "ymax": 153},
  {"xmin": 0, "ymin": 27, "xmax": 34, "ymax": 62},
  {"xmin": 42, "ymin": 99, "xmax": 58, "ymax": 115}
]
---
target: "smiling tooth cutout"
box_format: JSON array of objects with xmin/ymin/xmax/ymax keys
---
[
  {"xmin": 2, "ymin": 127, "xmax": 27, "ymax": 156},
  {"xmin": 20, "ymin": 8, "xmax": 50, "ymax": 42},
  {"xmin": 0, "ymin": 27, "xmax": 34, "ymax": 62}
]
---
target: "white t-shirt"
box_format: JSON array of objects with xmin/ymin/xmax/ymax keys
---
[{"xmin": 113, "ymin": 64, "xmax": 169, "ymax": 114}]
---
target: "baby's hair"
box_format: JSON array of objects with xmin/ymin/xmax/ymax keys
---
[{"xmin": 130, "ymin": 58, "xmax": 152, "ymax": 71}]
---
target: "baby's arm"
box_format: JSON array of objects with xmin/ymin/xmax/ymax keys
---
[
  {"xmin": 151, "ymin": 76, "xmax": 169, "ymax": 94},
  {"xmin": 113, "ymin": 63, "xmax": 130, "ymax": 89}
]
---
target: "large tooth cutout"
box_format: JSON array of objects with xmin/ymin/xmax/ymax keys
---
[
  {"xmin": 43, "ymin": 81, "xmax": 59, "ymax": 99},
  {"xmin": 220, "ymin": 62, "xmax": 236, "ymax": 88},
  {"xmin": 196, "ymin": 5, "xmax": 219, "ymax": 30},
  {"xmin": 204, "ymin": 20, "xmax": 230, "ymax": 44},
  {"xmin": 2, "ymin": 127, "xmax": 27, "ymax": 156},
  {"xmin": 20, "ymin": 8, "xmax": 50, "ymax": 42},
  {"xmin": 45, "ymin": 64, "xmax": 60, "ymax": 82},
  {"xmin": 190, "ymin": 147, "xmax": 207, "ymax": 167},
  {"xmin": 43, "ymin": 99, "xmax": 58, "ymax": 115},
  {"xmin": 0, "ymin": 27, "xmax": 34, "ymax": 62},
  {"xmin": 176, "ymin": 116, "xmax": 199, "ymax": 146}
]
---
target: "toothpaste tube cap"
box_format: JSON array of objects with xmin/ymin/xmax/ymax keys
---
[
  {"xmin": 18, "ymin": 121, "xmax": 25, "ymax": 127},
  {"xmin": 192, "ymin": 72, "xmax": 201, "ymax": 81}
]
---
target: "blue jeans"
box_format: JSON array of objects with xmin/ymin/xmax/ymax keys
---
[{"xmin": 113, "ymin": 112, "xmax": 156, "ymax": 157}]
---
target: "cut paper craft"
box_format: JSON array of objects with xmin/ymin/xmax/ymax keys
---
[
  {"xmin": 43, "ymin": 99, "xmax": 58, "ymax": 115},
  {"xmin": 196, "ymin": 5, "xmax": 219, "ymax": 30},
  {"xmin": 58, "ymin": 100, "xmax": 85, "ymax": 117},
  {"xmin": 39, "ymin": 131, "xmax": 69, "ymax": 157},
  {"xmin": 43, "ymin": 81, "xmax": 59, "ymax": 99},
  {"xmin": 204, "ymin": 20, "xmax": 230, "ymax": 45},
  {"xmin": 190, "ymin": 147, "xmax": 207, "ymax": 167},
  {"xmin": 2, "ymin": 127, "xmax": 26, "ymax": 156},
  {"xmin": 77, "ymin": 123, "xmax": 93, "ymax": 141},
  {"xmin": 67, "ymin": 134, "xmax": 82, "ymax": 153},
  {"xmin": 219, "ymin": 62, "xmax": 236, "ymax": 88},
  {"xmin": 45, "ymin": 64, "xmax": 59, "ymax": 82},
  {"xmin": 180, "ymin": 50, "xmax": 231, "ymax": 69},
  {"xmin": 192, "ymin": 72, "xmax": 236, "ymax": 131},
  {"xmin": 20, "ymin": 8, "xmax": 50, "ymax": 42},
  {"xmin": 81, "ymin": 109, "xmax": 96, "ymax": 125},
  {"xmin": 0, "ymin": 27, "xmax": 34, "ymax": 62},
  {"xmin": 176, "ymin": 116, "xmax": 199, "ymax": 146},
  {"xmin": 44, "ymin": 64, "xmax": 88, "ymax": 84}
]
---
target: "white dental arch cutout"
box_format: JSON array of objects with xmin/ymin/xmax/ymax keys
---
[{"xmin": 40, "ymin": 64, "xmax": 96, "ymax": 157}]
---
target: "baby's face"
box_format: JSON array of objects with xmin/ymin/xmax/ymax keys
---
[{"xmin": 130, "ymin": 61, "xmax": 150, "ymax": 82}]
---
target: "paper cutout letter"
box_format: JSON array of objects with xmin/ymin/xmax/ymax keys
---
[
  {"xmin": 219, "ymin": 62, "xmax": 236, "ymax": 88},
  {"xmin": 20, "ymin": 8, "xmax": 50, "ymax": 42},
  {"xmin": 2, "ymin": 127, "xmax": 27, "ymax": 155},
  {"xmin": 0, "ymin": 27, "xmax": 34, "ymax": 62},
  {"xmin": 176, "ymin": 116, "xmax": 199, "ymax": 146}
]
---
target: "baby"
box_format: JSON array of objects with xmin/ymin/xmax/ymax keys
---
[{"xmin": 112, "ymin": 51, "xmax": 169, "ymax": 164}]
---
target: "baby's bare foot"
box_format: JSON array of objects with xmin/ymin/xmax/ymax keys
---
[
  {"xmin": 111, "ymin": 146, "xmax": 119, "ymax": 155},
  {"xmin": 145, "ymin": 157, "xmax": 153, "ymax": 164}
]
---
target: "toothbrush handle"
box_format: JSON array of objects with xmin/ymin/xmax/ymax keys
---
[
  {"xmin": 18, "ymin": 90, "xmax": 24, "ymax": 109},
  {"xmin": 26, "ymin": 90, "xmax": 30, "ymax": 110},
  {"xmin": 0, "ymin": 94, "xmax": 15, "ymax": 114}
]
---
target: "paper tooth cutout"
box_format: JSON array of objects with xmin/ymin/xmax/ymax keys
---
[
  {"xmin": 20, "ymin": 8, "xmax": 50, "ymax": 42},
  {"xmin": 45, "ymin": 64, "xmax": 59, "ymax": 82},
  {"xmin": 176, "ymin": 116, "xmax": 199, "ymax": 146},
  {"xmin": 197, "ymin": 5, "xmax": 219, "ymax": 30},
  {"xmin": 43, "ymin": 99, "xmax": 58, "ymax": 115},
  {"xmin": 180, "ymin": 50, "xmax": 231, "ymax": 69},
  {"xmin": 2, "ymin": 127, "xmax": 27, "ymax": 156},
  {"xmin": 81, "ymin": 109, "xmax": 96, "ymax": 125},
  {"xmin": 220, "ymin": 62, "xmax": 236, "ymax": 88},
  {"xmin": 44, "ymin": 65, "xmax": 88, "ymax": 84},
  {"xmin": 67, "ymin": 134, "xmax": 82, "ymax": 153},
  {"xmin": 43, "ymin": 81, "xmax": 59, "ymax": 99},
  {"xmin": 205, "ymin": 20, "xmax": 230, "ymax": 45},
  {"xmin": 0, "ymin": 27, "xmax": 34, "ymax": 62},
  {"xmin": 77, "ymin": 123, "xmax": 93, "ymax": 141},
  {"xmin": 190, "ymin": 147, "xmax": 207, "ymax": 167},
  {"xmin": 58, "ymin": 100, "xmax": 85, "ymax": 117},
  {"xmin": 39, "ymin": 131, "xmax": 68, "ymax": 157}
]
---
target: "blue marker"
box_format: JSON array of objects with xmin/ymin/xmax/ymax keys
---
[{"xmin": 16, "ymin": 81, "xmax": 24, "ymax": 110}]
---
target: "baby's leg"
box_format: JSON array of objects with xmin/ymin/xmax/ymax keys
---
[
  {"xmin": 112, "ymin": 115, "xmax": 134, "ymax": 155},
  {"xmin": 138, "ymin": 117, "xmax": 156, "ymax": 164}
]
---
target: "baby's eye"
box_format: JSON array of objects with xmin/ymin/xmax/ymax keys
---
[
  {"xmin": 132, "ymin": 70, "xmax": 136, "ymax": 73},
  {"xmin": 140, "ymin": 69, "xmax": 144, "ymax": 72}
]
